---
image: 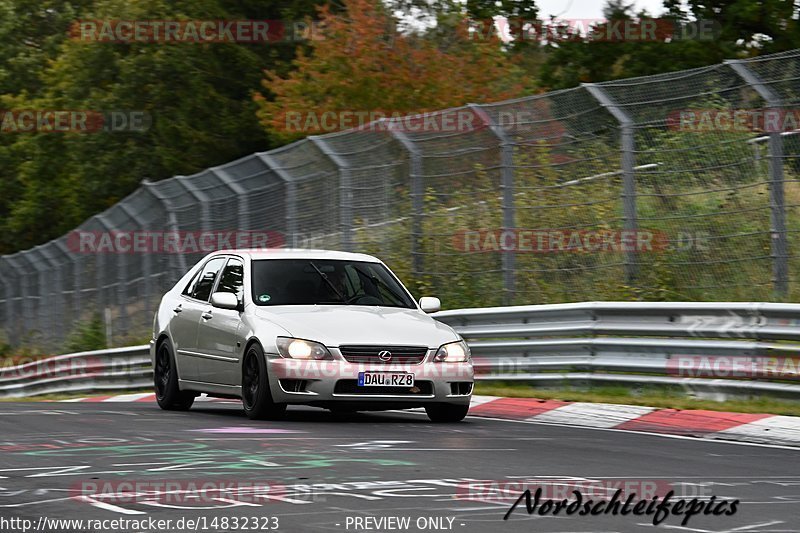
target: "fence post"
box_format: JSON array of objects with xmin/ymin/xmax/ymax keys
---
[
  {"xmin": 175, "ymin": 176, "xmax": 211, "ymax": 233},
  {"xmin": 141, "ymin": 180, "xmax": 188, "ymax": 280},
  {"xmin": 309, "ymin": 136, "xmax": 353, "ymax": 251},
  {"xmin": 96, "ymin": 214, "xmax": 126, "ymax": 343},
  {"xmin": 583, "ymin": 83, "xmax": 638, "ymax": 283},
  {"xmin": 258, "ymin": 154, "xmax": 298, "ymax": 247},
  {"xmin": 468, "ymin": 103, "xmax": 516, "ymax": 304},
  {"xmin": 7, "ymin": 258, "xmax": 28, "ymax": 345},
  {"xmin": 727, "ymin": 60, "xmax": 789, "ymax": 297},
  {"xmin": 210, "ymin": 167, "xmax": 250, "ymax": 234},
  {"xmin": 53, "ymin": 240, "xmax": 77, "ymax": 339},
  {"xmin": 117, "ymin": 200, "xmax": 151, "ymax": 323},
  {"xmin": 388, "ymin": 128, "xmax": 424, "ymax": 279},
  {"xmin": 0, "ymin": 263, "xmax": 9, "ymax": 345},
  {"xmin": 35, "ymin": 246, "xmax": 64, "ymax": 349},
  {"xmin": 71, "ymin": 250, "xmax": 83, "ymax": 329}
]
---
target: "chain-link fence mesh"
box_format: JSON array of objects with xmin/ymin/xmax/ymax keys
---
[{"xmin": 3, "ymin": 49, "xmax": 800, "ymax": 351}]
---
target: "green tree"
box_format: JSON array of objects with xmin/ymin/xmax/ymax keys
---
[
  {"xmin": 538, "ymin": 0, "xmax": 800, "ymax": 90},
  {"xmin": 0, "ymin": 0, "xmax": 331, "ymax": 253}
]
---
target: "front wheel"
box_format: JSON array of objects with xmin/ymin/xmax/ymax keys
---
[
  {"xmin": 425, "ymin": 403, "xmax": 469, "ymax": 422},
  {"xmin": 154, "ymin": 340, "xmax": 195, "ymax": 411},
  {"xmin": 242, "ymin": 343, "xmax": 286, "ymax": 420}
]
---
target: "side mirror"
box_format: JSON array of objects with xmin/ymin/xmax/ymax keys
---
[
  {"xmin": 211, "ymin": 292, "xmax": 240, "ymax": 310},
  {"xmin": 419, "ymin": 296, "xmax": 441, "ymax": 314}
]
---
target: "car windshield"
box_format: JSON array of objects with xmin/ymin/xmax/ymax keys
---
[{"xmin": 251, "ymin": 259, "xmax": 416, "ymax": 308}]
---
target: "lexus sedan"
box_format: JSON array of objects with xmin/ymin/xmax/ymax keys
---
[{"xmin": 150, "ymin": 249, "xmax": 473, "ymax": 422}]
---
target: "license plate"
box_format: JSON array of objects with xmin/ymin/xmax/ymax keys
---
[{"xmin": 358, "ymin": 372, "xmax": 414, "ymax": 387}]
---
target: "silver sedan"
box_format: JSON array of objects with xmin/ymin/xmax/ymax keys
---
[{"xmin": 150, "ymin": 249, "xmax": 473, "ymax": 422}]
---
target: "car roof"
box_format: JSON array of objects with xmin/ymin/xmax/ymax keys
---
[{"xmin": 210, "ymin": 248, "xmax": 382, "ymax": 263}]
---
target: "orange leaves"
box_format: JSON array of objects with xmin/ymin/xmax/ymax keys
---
[{"xmin": 256, "ymin": 0, "xmax": 533, "ymax": 139}]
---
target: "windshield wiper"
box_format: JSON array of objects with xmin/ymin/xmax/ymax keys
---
[{"xmin": 308, "ymin": 262, "xmax": 345, "ymax": 302}]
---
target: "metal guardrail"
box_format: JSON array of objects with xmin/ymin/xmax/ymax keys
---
[
  {"xmin": 435, "ymin": 302, "xmax": 800, "ymax": 399},
  {"xmin": 0, "ymin": 346, "xmax": 151, "ymax": 398},
  {"xmin": 3, "ymin": 302, "xmax": 800, "ymax": 399}
]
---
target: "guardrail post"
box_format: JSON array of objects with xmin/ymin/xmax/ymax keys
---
[
  {"xmin": 258, "ymin": 154, "xmax": 298, "ymax": 246},
  {"xmin": 727, "ymin": 60, "xmax": 789, "ymax": 297},
  {"xmin": 583, "ymin": 84, "xmax": 639, "ymax": 283},
  {"xmin": 309, "ymin": 136, "xmax": 353, "ymax": 251},
  {"xmin": 469, "ymin": 104, "xmax": 516, "ymax": 304},
  {"xmin": 388, "ymin": 128, "xmax": 424, "ymax": 279}
]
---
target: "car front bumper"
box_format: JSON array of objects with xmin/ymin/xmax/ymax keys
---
[{"xmin": 266, "ymin": 356, "xmax": 473, "ymax": 408}]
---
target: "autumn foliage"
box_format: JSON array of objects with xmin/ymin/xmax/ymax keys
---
[{"xmin": 256, "ymin": 0, "xmax": 532, "ymax": 139}]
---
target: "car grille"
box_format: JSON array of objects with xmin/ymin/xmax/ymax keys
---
[
  {"xmin": 339, "ymin": 345, "xmax": 428, "ymax": 364},
  {"xmin": 334, "ymin": 380, "xmax": 434, "ymax": 395}
]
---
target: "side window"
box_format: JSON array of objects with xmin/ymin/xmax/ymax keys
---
[
  {"xmin": 181, "ymin": 269, "xmax": 201, "ymax": 297},
  {"xmin": 216, "ymin": 258, "xmax": 244, "ymax": 301},
  {"xmin": 190, "ymin": 257, "xmax": 227, "ymax": 302}
]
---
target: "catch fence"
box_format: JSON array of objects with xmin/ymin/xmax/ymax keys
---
[{"xmin": 2, "ymin": 50, "xmax": 800, "ymax": 349}]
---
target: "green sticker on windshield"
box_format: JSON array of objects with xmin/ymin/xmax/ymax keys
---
[{"xmin": 258, "ymin": 294, "xmax": 271, "ymax": 303}]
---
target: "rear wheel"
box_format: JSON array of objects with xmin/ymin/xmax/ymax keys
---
[
  {"xmin": 242, "ymin": 343, "xmax": 286, "ymax": 420},
  {"xmin": 425, "ymin": 403, "xmax": 469, "ymax": 422},
  {"xmin": 154, "ymin": 340, "xmax": 195, "ymax": 411}
]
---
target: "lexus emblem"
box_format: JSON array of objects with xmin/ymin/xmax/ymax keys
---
[{"xmin": 378, "ymin": 350, "xmax": 392, "ymax": 362}]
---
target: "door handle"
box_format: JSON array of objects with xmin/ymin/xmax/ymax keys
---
[
  {"xmin": 173, "ymin": 305, "xmax": 182, "ymax": 313},
  {"xmin": 201, "ymin": 311, "xmax": 213, "ymax": 320}
]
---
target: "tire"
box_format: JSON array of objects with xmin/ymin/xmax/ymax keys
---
[
  {"xmin": 425, "ymin": 403, "xmax": 469, "ymax": 422},
  {"xmin": 242, "ymin": 343, "xmax": 286, "ymax": 420},
  {"xmin": 154, "ymin": 339, "xmax": 195, "ymax": 411}
]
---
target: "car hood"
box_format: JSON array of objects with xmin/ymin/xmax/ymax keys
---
[{"xmin": 252, "ymin": 305, "xmax": 459, "ymax": 347}]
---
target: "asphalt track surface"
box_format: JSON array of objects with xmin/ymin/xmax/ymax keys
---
[{"xmin": 1, "ymin": 402, "xmax": 799, "ymax": 533}]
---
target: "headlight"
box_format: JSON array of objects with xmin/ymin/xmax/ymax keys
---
[
  {"xmin": 433, "ymin": 340, "xmax": 470, "ymax": 362},
  {"xmin": 276, "ymin": 337, "xmax": 332, "ymax": 360}
]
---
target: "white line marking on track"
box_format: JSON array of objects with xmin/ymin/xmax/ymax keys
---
[
  {"xmin": 76, "ymin": 495, "xmax": 145, "ymax": 515},
  {"xmin": 641, "ymin": 520, "xmax": 787, "ymax": 532}
]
